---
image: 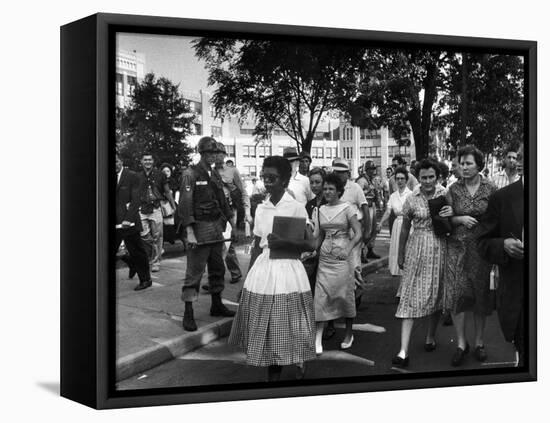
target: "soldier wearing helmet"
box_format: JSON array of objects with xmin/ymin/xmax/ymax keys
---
[
  {"xmin": 178, "ymin": 136, "xmax": 235, "ymax": 331},
  {"xmin": 356, "ymin": 160, "xmax": 381, "ymax": 260}
]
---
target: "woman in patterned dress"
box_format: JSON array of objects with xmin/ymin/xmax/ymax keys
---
[
  {"xmin": 444, "ymin": 145, "xmax": 497, "ymax": 366},
  {"xmin": 313, "ymin": 173, "xmax": 363, "ymax": 354},
  {"xmin": 377, "ymin": 167, "xmax": 412, "ymax": 278},
  {"xmin": 392, "ymin": 159, "xmax": 453, "ymax": 368},
  {"xmin": 228, "ymin": 156, "xmax": 317, "ymax": 382}
]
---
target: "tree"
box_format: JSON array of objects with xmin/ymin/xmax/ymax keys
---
[
  {"xmin": 193, "ymin": 38, "xmax": 364, "ymax": 154},
  {"xmin": 439, "ymin": 53, "xmax": 524, "ymax": 156},
  {"xmin": 116, "ymin": 73, "xmax": 195, "ymax": 170},
  {"xmin": 347, "ymin": 49, "xmax": 451, "ymax": 159}
]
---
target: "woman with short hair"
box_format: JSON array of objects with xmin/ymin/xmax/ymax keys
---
[
  {"xmin": 229, "ymin": 156, "xmax": 317, "ymax": 381},
  {"xmin": 313, "ymin": 172, "xmax": 363, "ymax": 354},
  {"xmin": 444, "ymin": 145, "xmax": 497, "ymax": 366}
]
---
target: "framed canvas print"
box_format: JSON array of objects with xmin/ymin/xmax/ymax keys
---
[{"xmin": 60, "ymin": 12, "xmax": 537, "ymax": 409}]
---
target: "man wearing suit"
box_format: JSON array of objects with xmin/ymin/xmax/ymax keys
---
[
  {"xmin": 115, "ymin": 155, "xmax": 152, "ymax": 291},
  {"xmin": 477, "ymin": 144, "xmax": 524, "ymax": 366}
]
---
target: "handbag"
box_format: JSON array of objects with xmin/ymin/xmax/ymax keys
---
[
  {"xmin": 160, "ymin": 200, "xmax": 174, "ymax": 218},
  {"xmin": 427, "ymin": 196, "xmax": 452, "ymax": 237}
]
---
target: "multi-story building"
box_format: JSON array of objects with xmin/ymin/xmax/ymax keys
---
[{"xmin": 115, "ymin": 50, "xmax": 145, "ymax": 108}]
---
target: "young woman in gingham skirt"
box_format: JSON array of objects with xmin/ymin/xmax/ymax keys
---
[{"xmin": 228, "ymin": 156, "xmax": 317, "ymax": 381}]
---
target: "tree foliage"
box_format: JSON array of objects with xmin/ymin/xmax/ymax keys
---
[
  {"xmin": 437, "ymin": 53, "xmax": 524, "ymax": 156},
  {"xmin": 116, "ymin": 73, "xmax": 195, "ymax": 170},
  {"xmin": 347, "ymin": 49, "xmax": 451, "ymax": 159},
  {"xmin": 193, "ymin": 38, "xmax": 364, "ymax": 154}
]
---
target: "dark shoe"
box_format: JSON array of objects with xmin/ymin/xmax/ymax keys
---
[
  {"xmin": 210, "ymin": 294, "xmax": 236, "ymax": 317},
  {"xmin": 442, "ymin": 313, "xmax": 453, "ymax": 326},
  {"xmin": 366, "ymin": 249, "xmax": 381, "ymax": 259},
  {"xmin": 474, "ymin": 345, "xmax": 488, "ymax": 362},
  {"xmin": 182, "ymin": 303, "xmax": 197, "ymax": 332},
  {"xmin": 230, "ymin": 276, "xmax": 242, "ymax": 284},
  {"xmin": 392, "ymin": 355, "xmax": 409, "ymax": 368},
  {"xmin": 322, "ymin": 325, "xmax": 336, "ymax": 340},
  {"xmin": 424, "ymin": 342, "xmax": 437, "ymax": 352},
  {"xmin": 202, "ymin": 284, "xmax": 210, "ymax": 292},
  {"xmin": 451, "ymin": 343, "xmax": 470, "ymax": 367},
  {"xmin": 134, "ymin": 280, "xmax": 152, "ymax": 291}
]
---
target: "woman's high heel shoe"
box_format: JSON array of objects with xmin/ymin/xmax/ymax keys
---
[{"xmin": 340, "ymin": 335, "xmax": 354, "ymax": 350}]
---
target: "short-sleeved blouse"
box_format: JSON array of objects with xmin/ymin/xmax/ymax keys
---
[
  {"xmin": 402, "ymin": 185, "xmax": 447, "ymax": 230},
  {"xmin": 253, "ymin": 192, "xmax": 308, "ymax": 249}
]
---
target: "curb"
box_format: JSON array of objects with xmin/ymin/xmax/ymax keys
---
[
  {"xmin": 116, "ymin": 255, "xmax": 389, "ymax": 382},
  {"xmin": 116, "ymin": 317, "xmax": 233, "ymax": 382}
]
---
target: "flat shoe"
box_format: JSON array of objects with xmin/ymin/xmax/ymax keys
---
[
  {"xmin": 391, "ymin": 355, "xmax": 409, "ymax": 367},
  {"xmin": 134, "ymin": 280, "xmax": 152, "ymax": 291},
  {"xmin": 474, "ymin": 345, "xmax": 488, "ymax": 362},
  {"xmin": 340, "ymin": 335, "xmax": 354, "ymax": 350},
  {"xmin": 424, "ymin": 342, "xmax": 437, "ymax": 352},
  {"xmin": 451, "ymin": 343, "xmax": 470, "ymax": 367}
]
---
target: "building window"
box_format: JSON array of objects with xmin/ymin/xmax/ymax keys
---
[
  {"xmin": 211, "ymin": 126, "xmax": 222, "ymax": 138},
  {"xmin": 311, "ymin": 147, "xmax": 324, "ymax": 159},
  {"xmin": 225, "ymin": 145, "xmax": 235, "ymax": 157},
  {"xmin": 313, "ymin": 131, "xmax": 326, "ymax": 140},
  {"xmin": 116, "ymin": 73, "xmax": 124, "ymax": 95},
  {"xmin": 388, "ymin": 146, "xmax": 409, "ymax": 157},
  {"xmin": 240, "ymin": 127, "xmax": 255, "ymax": 135},
  {"xmin": 273, "ymin": 129, "xmax": 286, "ymax": 136},
  {"xmin": 210, "ymin": 103, "xmax": 217, "ymax": 118},
  {"xmin": 344, "ymin": 127, "xmax": 354, "ymax": 141},
  {"xmin": 343, "ymin": 147, "xmax": 353, "ymax": 160},
  {"xmin": 187, "ymin": 100, "xmax": 202, "ymax": 115},
  {"xmin": 244, "ymin": 165, "xmax": 257, "ymax": 176},
  {"xmin": 257, "ymin": 145, "xmax": 271, "ymax": 158},
  {"xmin": 126, "ymin": 75, "xmax": 137, "ymax": 96},
  {"xmin": 193, "ymin": 123, "xmax": 202, "ymax": 136},
  {"xmin": 243, "ymin": 145, "xmax": 256, "ymax": 158}
]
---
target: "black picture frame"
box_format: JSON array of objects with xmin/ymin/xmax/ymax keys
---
[{"xmin": 60, "ymin": 12, "xmax": 537, "ymax": 409}]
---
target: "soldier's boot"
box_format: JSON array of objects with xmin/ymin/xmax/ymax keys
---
[
  {"xmin": 182, "ymin": 302, "xmax": 198, "ymax": 332},
  {"xmin": 210, "ymin": 293, "xmax": 236, "ymax": 317}
]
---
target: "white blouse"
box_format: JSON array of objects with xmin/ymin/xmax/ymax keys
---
[{"xmin": 387, "ymin": 187, "xmax": 412, "ymax": 217}]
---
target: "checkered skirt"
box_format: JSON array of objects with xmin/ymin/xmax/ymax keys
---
[{"xmin": 228, "ymin": 250, "xmax": 316, "ymax": 367}]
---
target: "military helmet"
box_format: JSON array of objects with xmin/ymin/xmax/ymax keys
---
[
  {"xmin": 215, "ymin": 142, "xmax": 227, "ymax": 154},
  {"xmin": 197, "ymin": 136, "xmax": 218, "ymax": 154}
]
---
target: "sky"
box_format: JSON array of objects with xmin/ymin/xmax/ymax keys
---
[{"xmin": 117, "ymin": 32, "xmax": 211, "ymax": 93}]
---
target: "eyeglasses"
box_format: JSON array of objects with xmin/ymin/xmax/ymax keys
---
[{"xmin": 261, "ymin": 174, "xmax": 279, "ymax": 183}]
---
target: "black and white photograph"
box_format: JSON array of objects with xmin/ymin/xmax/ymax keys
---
[
  {"xmin": 6, "ymin": 0, "xmax": 548, "ymax": 420},
  {"xmin": 112, "ymin": 29, "xmax": 532, "ymax": 391}
]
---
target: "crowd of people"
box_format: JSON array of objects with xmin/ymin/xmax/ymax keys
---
[{"xmin": 115, "ymin": 136, "xmax": 525, "ymax": 381}]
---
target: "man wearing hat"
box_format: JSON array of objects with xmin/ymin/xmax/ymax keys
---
[
  {"xmin": 284, "ymin": 146, "xmax": 314, "ymax": 205},
  {"xmin": 178, "ymin": 137, "xmax": 236, "ymax": 332},
  {"xmin": 299, "ymin": 151, "xmax": 312, "ymax": 176},
  {"xmin": 356, "ymin": 160, "xmax": 381, "ymax": 260},
  {"xmin": 331, "ymin": 158, "xmax": 372, "ymax": 305}
]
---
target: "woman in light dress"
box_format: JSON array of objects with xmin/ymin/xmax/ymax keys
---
[
  {"xmin": 313, "ymin": 173, "xmax": 363, "ymax": 354},
  {"xmin": 377, "ymin": 167, "xmax": 412, "ymax": 278},
  {"xmin": 229, "ymin": 156, "xmax": 317, "ymax": 382}
]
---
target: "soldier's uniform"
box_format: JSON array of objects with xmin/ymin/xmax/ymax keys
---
[
  {"xmin": 356, "ymin": 162, "xmax": 379, "ymax": 255},
  {"xmin": 179, "ymin": 160, "xmax": 233, "ymax": 301},
  {"xmin": 178, "ymin": 137, "xmax": 235, "ymax": 331}
]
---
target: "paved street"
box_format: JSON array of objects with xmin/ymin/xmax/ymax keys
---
[{"xmin": 118, "ymin": 263, "xmax": 517, "ymax": 390}]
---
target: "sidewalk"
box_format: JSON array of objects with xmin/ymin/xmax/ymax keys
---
[{"xmin": 115, "ymin": 230, "xmax": 391, "ymax": 383}]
